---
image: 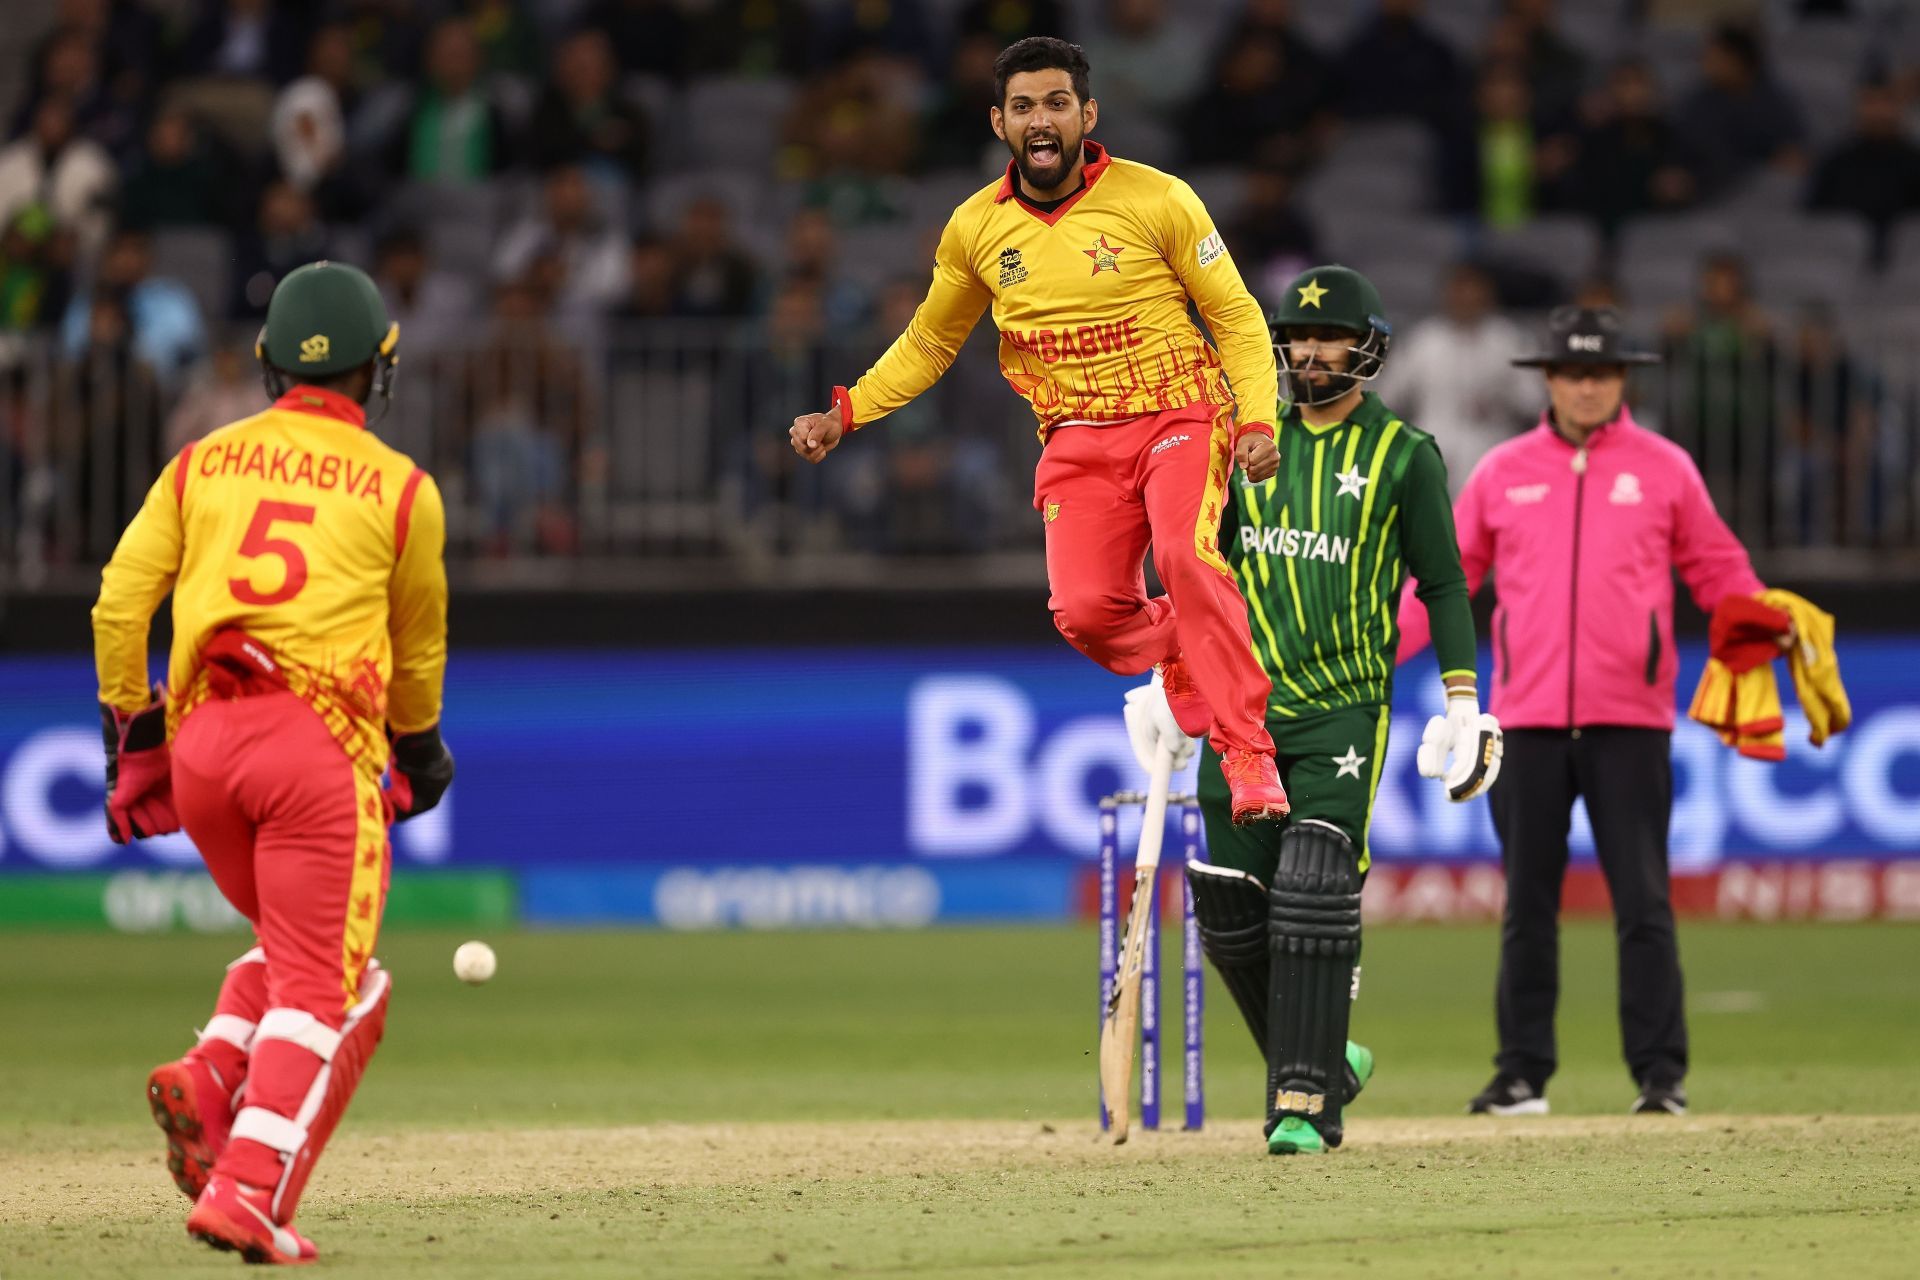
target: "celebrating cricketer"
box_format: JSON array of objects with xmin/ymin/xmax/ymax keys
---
[
  {"xmin": 1129, "ymin": 265, "xmax": 1502, "ymax": 1154},
  {"xmin": 789, "ymin": 36, "xmax": 1293, "ymax": 822}
]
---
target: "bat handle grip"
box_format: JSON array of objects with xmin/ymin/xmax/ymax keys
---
[{"xmin": 1136, "ymin": 743, "xmax": 1175, "ymax": 873}]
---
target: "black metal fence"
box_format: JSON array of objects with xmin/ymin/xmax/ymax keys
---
[{"xmin": 3, "ymin": 318, "xmax": 1916, "ymax": 592}]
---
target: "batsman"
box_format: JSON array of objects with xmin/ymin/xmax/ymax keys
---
[
  {"xmin": 91, "ymin": 261, "xmax": 451, "ymax": 1263},
  {"xmin": 1127, "ymin": 265, "xmax": 1501, "ymax": 1154}
]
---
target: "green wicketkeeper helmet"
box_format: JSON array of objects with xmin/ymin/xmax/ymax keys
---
[
  {"xmin": 1268, "ymin": 264, "xmax": 1393, "ymax": 407},
  {"xmin": 255, "ymin": 260, "xmax": 400, "ymax": 411}
]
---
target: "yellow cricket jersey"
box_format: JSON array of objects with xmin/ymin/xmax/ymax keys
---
[
  {"xmin": 92, "ymin": 385, "xmax": 448, "ymax": 773},
  {"xmin": 836, "ymin": 142, "xmax": 1280, "ymax": 441}
]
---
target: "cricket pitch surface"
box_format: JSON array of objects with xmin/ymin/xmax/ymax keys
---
[
  {"xmin": 6, "ymin": 1114, "xmax": 1916, "ymax": 1278},
  {"xmin": 5, "ymin": 925, "xmax": 1917, "ymax": 1277}
]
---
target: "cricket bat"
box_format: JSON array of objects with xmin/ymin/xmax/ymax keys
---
[{"xmin": 1098, "ymin": 741, "xmax": 1175, "ymax": 1144}]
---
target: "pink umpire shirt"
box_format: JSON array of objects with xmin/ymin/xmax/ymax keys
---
[{"xmin": 1397, "ymin": 405, "xmax": 1764, "ymax": 731}]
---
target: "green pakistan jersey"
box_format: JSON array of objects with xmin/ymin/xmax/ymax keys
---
[{"xmin": 1221, "ymin": 391, "xmax": 1478, "ymax": 717}]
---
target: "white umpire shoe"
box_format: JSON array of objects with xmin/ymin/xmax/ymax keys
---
[{"xmin": 1467, "ymin": 1073, "xmax": 1550, "ymax": 1116}]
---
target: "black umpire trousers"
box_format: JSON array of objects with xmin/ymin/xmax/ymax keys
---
[{"xmin": 1490, "ymin": 727, "xmax": 1688, "ymax": 1089}]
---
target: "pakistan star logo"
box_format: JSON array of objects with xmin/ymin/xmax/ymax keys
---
[
  {"xmin": 1333, "ymin": 745, "xmax": 1367, "ymax": 779},
  {"xmin": 1296, "ymin": 279, "xmax": 1329, "ymax": 309},
  {"xmin": 1084, "ymin": 234, "xmax": 1125, "ymax": 275}
]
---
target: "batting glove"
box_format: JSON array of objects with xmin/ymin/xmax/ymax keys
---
[
  {"xmin": 1416, "ymin": 691, "xmax": 1503, "ymax": 802},
  {"xmin": 1123, "ymin": 673, "xmax": 1198, "ymax": 776},
  {"xmin": 101, "ymin": 687, "xmax": 180, "ymax": 843},
  {"xmin": 387, "ymin": 726, "xmax": 455, "ymax": 822}
]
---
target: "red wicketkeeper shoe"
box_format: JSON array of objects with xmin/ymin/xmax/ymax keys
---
[
  {"xmin": 1156, "ymin": 654, "xmax": 1214, "ymax": 737},
  {"xmin": 147, "ymin": 1057, "xmax": 234, "ymax": 1200},
  {"xmin": 1221, "ymin": 749, "xmax": 1290, "ymax": 824},
  {"xmin": 186, "ymin": 1175, "xmax": 318, "ymax": 1266}
]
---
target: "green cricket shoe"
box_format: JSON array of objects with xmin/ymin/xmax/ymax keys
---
[
  {"xmin": 1345, "ymin": 1040, "xmax": 1375, "ymax": 1101},
  {"xmin": 1267, "ymin": 1116, "xmax": 1326, "ymax": 1155},
  {"xmin": 1268, "ymin": 1042, "xmax": 1375, "ymax": 1156}
]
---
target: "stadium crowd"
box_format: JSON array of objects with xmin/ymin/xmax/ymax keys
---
[{"xmin": 2, "ymin": 0, "xmax": 1917, "ymax": 570}]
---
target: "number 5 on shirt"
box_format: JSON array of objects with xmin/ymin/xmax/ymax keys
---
[{"xmin": 229, "ymin": 501, "xmax": 316, "ymax": 606}]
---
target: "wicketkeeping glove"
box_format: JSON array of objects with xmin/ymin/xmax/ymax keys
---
[
  {"xmin": 1123, "ymin": 673, "xmax": 1198, "ymax": 775},
  {"xmin": 1416, "ymin": 691, "xmax": 1503, "ymax": 802},
  {"xmin": 101, "ymin": 687, "xmax": 180, "ymax": 843},
  {"xmin": 387, "ymin": 725, "xmax": 455, "ymax": 822}
]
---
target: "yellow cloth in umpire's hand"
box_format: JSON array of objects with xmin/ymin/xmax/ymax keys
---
[
  {"xmin": 1689, "ymin": 590, "xmax": 1851, "ymax": 761},
  {"xmin": 1689, "ymin": 593, "xmax": 1790, "ymax": 760},
  {"xmin": 1686, "ymin": 658, "xmax": 1783, "ymax": 760},
  {"xmin": 1760, "ymin": 589, "xmax": 1851, "ymax": 747}
]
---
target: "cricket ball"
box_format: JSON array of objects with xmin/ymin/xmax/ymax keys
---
[{"xmin": 453, "ymin": 940, "xmax": 497, "ymax": 985}]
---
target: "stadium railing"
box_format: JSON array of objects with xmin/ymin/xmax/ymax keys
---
[{"xmin": 1, "ymin": 320, "xmax": 1916, "ymax": 592}]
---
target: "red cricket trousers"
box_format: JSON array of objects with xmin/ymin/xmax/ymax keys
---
[
  {"xmin": 1033, "ymin": 404, "xmax": 1274, "ymax": 755},
  {"xmin": 172, "ymin": 690, "xmax": 392, "ymax": 1217},
  {"xmin": 174, "ymin": 691, "xmax": 390, "ymax": 1023}
]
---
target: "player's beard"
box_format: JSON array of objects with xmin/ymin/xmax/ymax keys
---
[
  {"xmin": 1010, "ymin": 125, "xmax": 1081, "ymax": 195},
  {"xmin": 1286, "ymin": 354, "xmax": 1357, "ymax": 406}
]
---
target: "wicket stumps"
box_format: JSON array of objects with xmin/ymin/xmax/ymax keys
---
[{"xmin": 1098, "ymin": 791, "xmax": 1205, "ymax": 1132}]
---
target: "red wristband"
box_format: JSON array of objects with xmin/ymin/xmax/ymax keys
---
[
  {"xmin": 831, "ymin": 386, "xmax": 858, "ymax": 433},
  {"xmin": 1235, "ymin": 421, "xmax": 1275, "ymax": 444}
]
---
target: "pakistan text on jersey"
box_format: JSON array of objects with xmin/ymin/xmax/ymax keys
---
[
  {"xmin": 1003, "ymin": 316, "xmax": 1145, "ymax": 364},
  {"xmin": 196, "ymin": 441, "xmax": 388, "ymax": 504},
  {"xmin": 1239, "ymin": 525, "xmax": 1353, "ymax": 565}
]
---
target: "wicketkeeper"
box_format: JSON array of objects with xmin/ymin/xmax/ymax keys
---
[
  {"xmin": 91, "ymin": 261, "xmax": 451, "ymax": 1264},
  {"xmin": 1129, "ymin": 265, "xmax": 1500, "ymax": 1154}
]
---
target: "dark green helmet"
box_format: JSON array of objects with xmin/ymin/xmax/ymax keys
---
[
  {"xmin": 1267, "ymin": 264, "xmax": 1392, "ymax": 408},
  {"xmin": 255, "ymin": 260, "xmax": 400, "ymax": 410}
]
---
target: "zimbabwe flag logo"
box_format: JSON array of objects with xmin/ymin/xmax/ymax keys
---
[{"xmin": 1084, "ymin": 234, "xmax": 1125, "ymax": 275}]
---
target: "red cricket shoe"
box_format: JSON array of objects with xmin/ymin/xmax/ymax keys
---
[
  {"xmin": 1156, "ymin": 654, "xmax": 1214, "ymax": 738},
  {"xmin": 1221, "ymin": 749, "xmax": 1290, "ymax": 824},
  {"xmin": 147, "ymin": 1057, "xmax": 234, "ymax": 1200},
  {"xmin": 187, "ymin": 1175, "xmax": 318, "ymax": 1266}
]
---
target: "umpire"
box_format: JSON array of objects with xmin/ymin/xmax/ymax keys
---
[{"xmin": 1397, "ymin": 307, "xmax": 1767, "ymax": 1117}]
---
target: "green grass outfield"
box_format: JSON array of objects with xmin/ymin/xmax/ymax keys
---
[{"xmin": 3, "ymin": 922, "xmax": 1917, "ymax": 1277}]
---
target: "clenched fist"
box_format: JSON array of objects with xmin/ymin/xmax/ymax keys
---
[
  {"xmin": 1235, "ymin": 428, "xmax": 1280, "ymax": 483},
  {"xmin": 789, "ymin": 411, "xmax": 844, "ymax": 464}
]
